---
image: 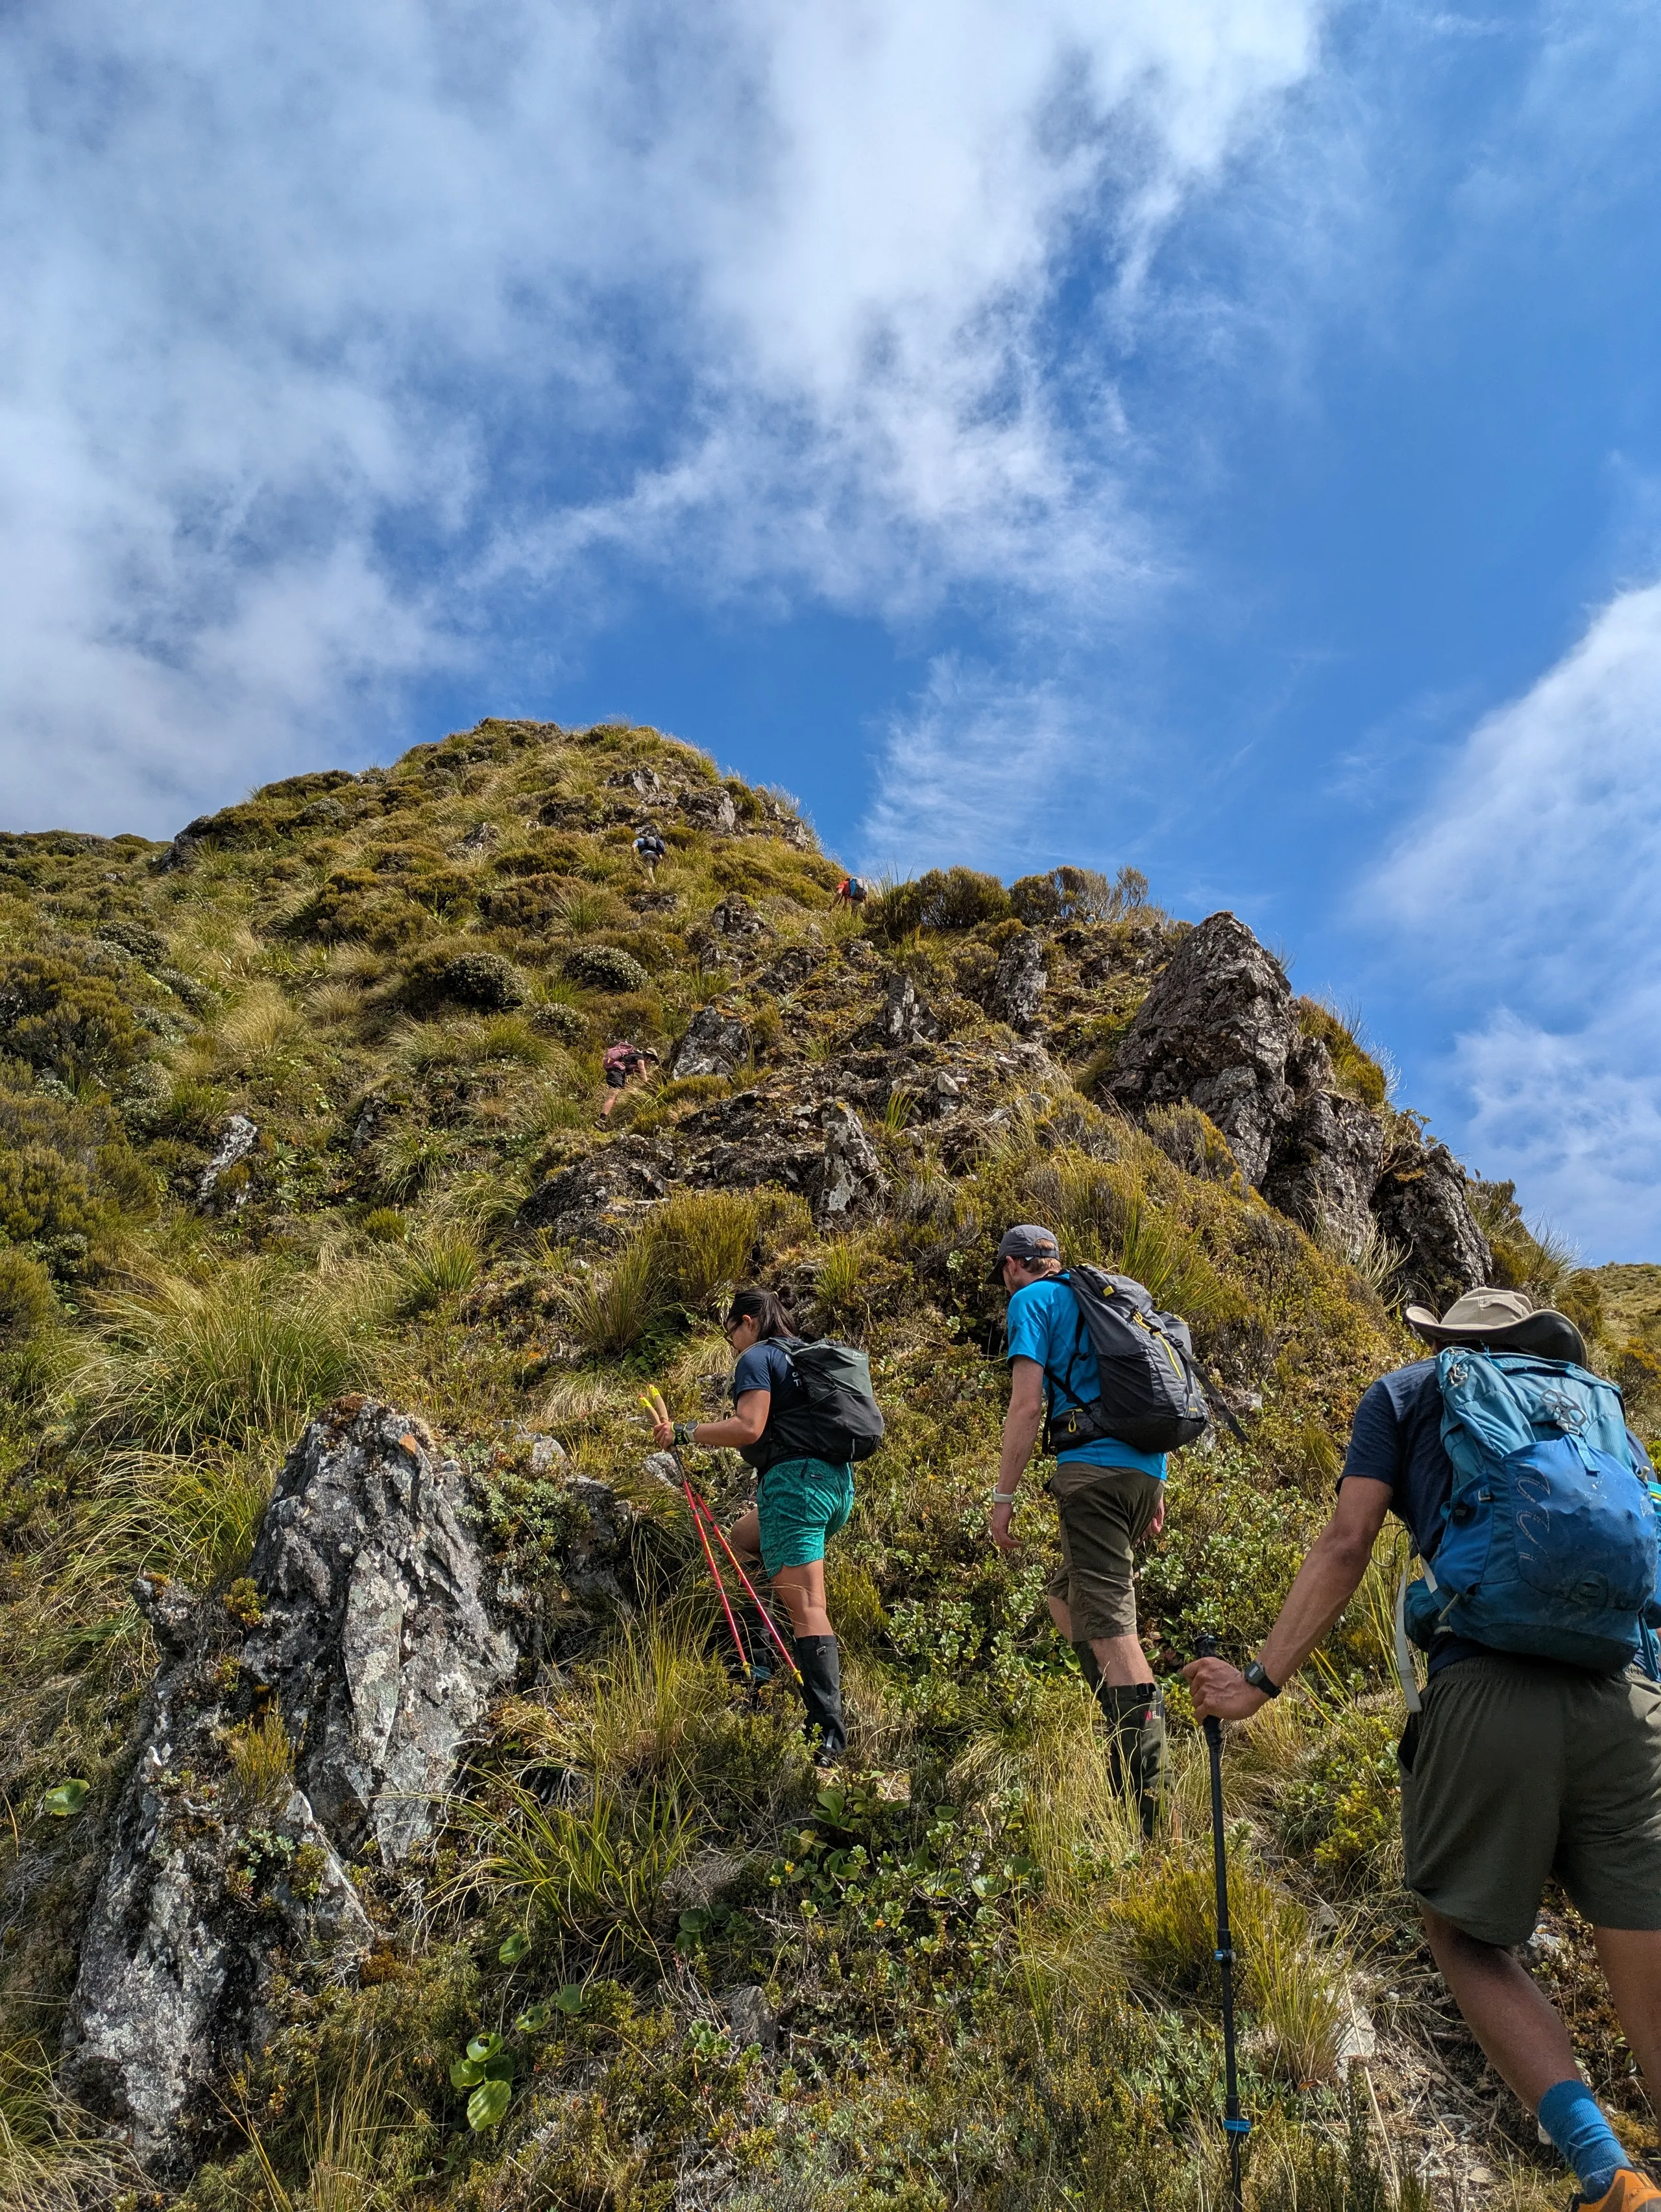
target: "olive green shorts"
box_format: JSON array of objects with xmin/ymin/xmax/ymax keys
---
[
  {"xmin": 756, "ymin": 1457, "xmax": 855, "ymax": 1577},
  {"xmin": 1042, "ymin": 1465, "xmax": 1165, "ymax": 1644},
  {"xmin": 1400, "ymin": 1653, "xmax": 1661, "ymax": 1947}
]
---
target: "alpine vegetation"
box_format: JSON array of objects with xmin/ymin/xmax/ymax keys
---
[{"xmin": 0, "ymin": 719, "xmax": 1656, "ymax": 2212}]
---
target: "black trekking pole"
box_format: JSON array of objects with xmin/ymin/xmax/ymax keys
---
[{"xmin": 1196, "ymin": 1633, "xmax": 1250, "ymax": 2211}]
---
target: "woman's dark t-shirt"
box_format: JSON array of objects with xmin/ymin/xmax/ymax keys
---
[{"xmin": 732, "ymin": 1340, "xmax": 807, "ymax": 1418}]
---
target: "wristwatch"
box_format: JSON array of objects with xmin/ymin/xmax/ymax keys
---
[
  {"xmin": 1242, "ymin": 1659, "xmax": 1281, "ymax": 1699},
  {"xmin": 673, "ymin": 1420, "xmax": 698, "ymax": 1448}
]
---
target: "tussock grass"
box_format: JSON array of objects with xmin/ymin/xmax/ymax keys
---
[
  {"xmin": 448, "ymin": 1777, "xmax": 692, "ymax": 1967},
  {"xmin": 229, "ymin": 1711, "xmax": 296, "ymax": 1808},
  {"xmin": 644, "ymin": 1189, "xmax": 758, "ymax": 1312},
  {"xmin": 556, "ymin": 1239, "xmax": 668, "ymax": 1357},
  {"xmin": 83, "ymin": 1445, "xmax": 274, "ymax": 1589},
  {"xmin": 73, "ymin": 1259, "xmax": 385, "ymax": 1453},
  {"xmin": 397, "ymin": 1226, "xmax": 480, "ymax": 1314}
]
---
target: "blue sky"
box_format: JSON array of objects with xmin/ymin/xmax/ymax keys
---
[{"xmin": 5, "ymin": 0, "xmax": 1661, "ymax": 1258}]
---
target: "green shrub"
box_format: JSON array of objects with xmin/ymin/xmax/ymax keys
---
[
  {"xmin": 869, "ymin": 867, "xmax": 1013, "ymax": 939},
  {"xmin": 0, "ymin": 1248, "xmax": 58, "ymax": 1346},
  {"xmin": 0, "ymin": 953, "xmax": 142, "ymax": 1088},
  {"xmin": 564, "ymin": 944, "xmax": 651, "ymax": 994},
  {"xmin": 1008, "ymin": 864, "xmax": 1149, "ymax": 926},
  {"xmin": 0, "ymin": 1142, "xmax": 102, "ymax": 1248},
  {"xmin": 401, "ymin": 948, "xmax": 528, "ymax": 1012},
  {"xmin": 1145, "ymin": 1103, "xmax": 1238, "ymax": 1183}
]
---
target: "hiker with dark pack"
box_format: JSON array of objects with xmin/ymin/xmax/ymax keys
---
[
  {"xmin": 600, "ymin": 1038, "xmax": 657, "ymax": 1119},
  {"xmin": 988, "ymin": 1224, "xmax": 1209, "ymax": 1836},
  {"xmin": 633, "ymin": 823, "xmax": 666, "ymax": 882},
  {"xmin": 651, "ymin": 1286, "xmax": 883, "ymax": 1765},
  {"xmin": 834, "ymin": 875, "xmax": 867, "ymax": 909},
  {"xmin": 1188, "ymin": 1289, "xmax": 1661, "ymax": 2212}
]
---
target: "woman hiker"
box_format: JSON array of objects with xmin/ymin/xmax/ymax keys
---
[
  {"xmin": 651, "ymin": 1287, "xmax": 852, "ymax": 1764},
  {"xmin": 600, "ymin": 1038, "xmax": 657, "ymax": 1119}
]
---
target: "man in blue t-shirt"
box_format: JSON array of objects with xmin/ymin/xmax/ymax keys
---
[
  {"xmin": 1186, "ymin": 1287, "xmax": 1661, "ymax": 2212},
  {"xmin": 988, "ymin": 1222, "xmax": 1169, "ymax": 1835}
]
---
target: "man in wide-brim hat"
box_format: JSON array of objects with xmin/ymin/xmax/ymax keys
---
[{"xmin": 1186, "ymin": 1285, "xmax": 1661, "ymax": 2212}]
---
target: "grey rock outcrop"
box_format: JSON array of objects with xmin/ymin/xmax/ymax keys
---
[
  {"xmin": 989, "ymin": 930, "xmax": 1047, "ymax": 1033},
  {"xmin": 1108, "ymin": 914, "xmax": 1298, "ymax": 1186},
  {"xmin": 1373, "ymin": 1129, "xmax": 1492, "ymax": 1312},
  {"xmin": 681, "ymin": 786, "xmax": 738, "ymax": 835},
  {"xmin": 814, "ymin": 1100, "xmax": 886, "ymax": 1223},
  {"xmin": 875, "ymin": 971, "xmax": 938, "ymax": 1047},
  {"xmin": 672, "ymin": 1004, "xmax": 752, "ymax": 1079},
  {"xmin": 1261, "ymin": 1052, "xmax": 1385, "ymax": 1256},
  {"xmin": 240, "ymin": 1400, "xmax": 517, "ymax": 1864},
  {"xmin": 60, "ymin": 1577, "xmax": 371, "ymax": 2172},
  {"xmin": 197, "ymin": 1113, "xmax": 258, "ymax": 1208}
]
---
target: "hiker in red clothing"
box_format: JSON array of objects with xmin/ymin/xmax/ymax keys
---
[{"xmin": 600, "ymin": 1039, "xmax": 657, "ymax": 1118}]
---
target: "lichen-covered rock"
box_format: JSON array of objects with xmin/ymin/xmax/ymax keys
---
[
  {"xmin": 681, "ymin": 786, "xmax": 738, "ymax": 834},
  {"xmin": 673, "ymin": 1004, "xmax": 752, "ymax": 1079},
  {"xmin": 239, "ymin": 1399, "xmax": 518, "ymax": 1862},
  {"xmin": 989, "ymin": 930, "xmax": 1047, "ymax": 1032},
  {"xmin": 1263, "ymin": 1084, "xmax": 1385, "ymax": 1256},
  {"xmin": 814, "ymin": 1100, "xmax": 886, "ymax": 1222},
  {"xmin": 197, "ymin": 1112, "xmax": 258, "ymax": 1208},
  {"xmin": 1108, "ymin": 914, "xmax": 1298, "ymax": 1185},
  {"xmin": 1373, "ymin": 1129, "xmax": 1493, "ymax": 1312},
  {"xmin": 875, "ymin": 971, "xmax": 938, "ymax": 1047},
  {"xmin": 60, "ymin": 1579, "xmax": 371, "ymax": 2173},
  {"xmin": 517, "ymin": 1140, "xmax": 674, "ymax": 1240}
]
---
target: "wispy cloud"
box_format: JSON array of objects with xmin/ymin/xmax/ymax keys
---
[
  {"xmin": 0, "ymin": 0, "xmax": 1324, "ymax": 833},
  {"xmin": 1369, "ymin": 580, "xmax": 1661, "ymax": 1253}
]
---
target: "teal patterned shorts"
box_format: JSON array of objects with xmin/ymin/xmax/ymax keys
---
[{"xmin": 757, "ymin": 1457, "xmax": 855, "ymax": 1575}]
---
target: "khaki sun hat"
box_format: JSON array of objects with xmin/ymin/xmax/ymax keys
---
[{"xmin": 1406, "ymin": 1287, "xmax": 1586, "ymax": 1365}]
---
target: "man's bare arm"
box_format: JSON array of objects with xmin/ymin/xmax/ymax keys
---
[
  {"xmin": 1185, "ymin": 1477, "xmax": 1393, "ymax": 1720},
  {"xmin": 988, "ymin": 1358, "xmax": 1045, "ymax": 1554}
]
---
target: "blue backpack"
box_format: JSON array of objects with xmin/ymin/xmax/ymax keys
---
[{"xmin": 1400, "ymin": 1346, "xmax": 1661, "ymax": 1683}]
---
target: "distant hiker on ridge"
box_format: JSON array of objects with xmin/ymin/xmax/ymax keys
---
[
  {"xmin": 600, "ymin": 1038, "xmax": 657, "ymax": 1119},
  {"xmin": 834, "ymin": 875, "xmax": 867, "ymax": 910},
  {"xmin": 633, "ymin": 822, "xmax": 667, "ymax": 882},
  {"xmin": 1189, "ymin": 1289, "xmax": 1661, "ymax": 2212}
]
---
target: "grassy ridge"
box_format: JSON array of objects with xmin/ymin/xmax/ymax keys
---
[{"xmin": 0, "ymin": 720, "xmax": 1645, "ymax": 2211}]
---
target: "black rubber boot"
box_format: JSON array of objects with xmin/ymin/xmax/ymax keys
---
[
  {"xmin": 793, "ymin": 1635, "xmax": 847, "ymax": 1766},
  {"xmin": 1073, "ymin": 1640, "xmax": 1103, "ymax": 1692},
  {"xmin": 1098, "ymin": 1681, "xmax": 1168, "ymax": 1841}
]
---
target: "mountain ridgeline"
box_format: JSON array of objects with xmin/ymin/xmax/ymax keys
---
[{"xmin": 0, "ymin": 718, "xmax": 1651, "ymax": 2211}]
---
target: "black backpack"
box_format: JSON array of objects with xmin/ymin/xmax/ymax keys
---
[
  {"xmin": 744, "ymin": 1338, "xmax": 885, "ymax": 1472},
  {"xmin": 1041, "ymin": 1268, "xmax": 1210, "ymax": 1456}
]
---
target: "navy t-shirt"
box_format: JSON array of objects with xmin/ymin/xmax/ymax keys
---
[
  {"xmin": 1340, "ymin": 1357, "xmax": 1486, "ymax": 1674},
  {"xmin": 732, "ymin": 1339, "xmax": 807, "ymax": 1420}
]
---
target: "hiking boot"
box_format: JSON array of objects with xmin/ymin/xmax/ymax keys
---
[
  {"xmin": 793, "ymin": 1634, "xmax": 847, "ymax": 1766},
  {"xmin": 1571, "ymin": 2174, "xmax": 1661, "ymax": 2211},
  {"xmin": 1098, "ymin": 1681, "xmax": 1168, "ymax": 1841}
]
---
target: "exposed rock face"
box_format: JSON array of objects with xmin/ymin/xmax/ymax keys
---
[
  {"xmin": 990, "ymin": 930, "xmax": 1047, "ymax": 1033},
  {"xmin": 60, "ymin": 1577, "xmax": 372, "ymax": 2172},
  {"xmin": 1108, "ymin": 914, "xmax": 1298, "ymax": 1186},
  {"xmin": 197, "ymin": 1112, "xmax": 258, "ymax": 1208},
  {"xmin": 1263, "ymin": 1081, "xmax": 1385, "ymax": 1258},
  {"xmin": 875, "ymin": 971, "xmax": 937, "ymax": 1047},
  {"xmin": 1374, "ymin": 1130, "xmax": 1492, "ymax": 1312},
  {"xmin": 814, "ymin": 1100, "xmax": 886, "ymax": 1223},
  {"xmin": 681, "ymin": 786, "xmax": 738, "ymax": 834},
  {"xmin": 672, "ymin": 1004, "xmax": 752, "ymax": 1079},
  {"xmin": 240, "ymin": 1400, "xmax": 517, "ymax": 1864}
]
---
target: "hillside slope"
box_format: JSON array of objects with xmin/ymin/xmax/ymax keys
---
[{"xmin": 0, "ymin": 718, "xmax": 1648, "ymax": 2212}]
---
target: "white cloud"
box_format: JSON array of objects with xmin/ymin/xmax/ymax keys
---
[
  {"xmin": 1370, "ymin": 581, "xmax": 1661, "ymax": 1254},
  {"xmin": 0, "ymin": 0, "xmax": 1323, "ymax": 834}
]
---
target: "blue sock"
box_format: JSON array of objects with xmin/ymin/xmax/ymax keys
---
[{"xmin": 1538, "ymin": 2078, "xmax": 1627, "ymax": 2200}]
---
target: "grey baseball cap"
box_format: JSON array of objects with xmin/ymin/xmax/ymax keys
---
[{"xmin": 991, "ymin": 1223, "xmax": 1060, "ymax": 1278}]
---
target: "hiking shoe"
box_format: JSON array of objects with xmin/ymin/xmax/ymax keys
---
[{"xmin": 1571, "ymin": 2172, "xmax": 1661, "ymax": 2211}]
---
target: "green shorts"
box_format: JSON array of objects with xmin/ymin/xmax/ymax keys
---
[
  {"xmin": 756, "ymin": 1457, "xmax": 855, "ymax": 1577},
  {"xmin": 1400, "ymin": 1653, "xmax": 1661, "ymax": 1946},
  {"xmin": 1043, "ymin": 1464, "xmax": 1165, "ymax": 1643}
]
